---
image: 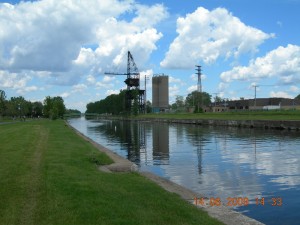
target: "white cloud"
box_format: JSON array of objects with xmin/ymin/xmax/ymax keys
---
[
  {"xmin": 132, "ymin": 4, "xmax": 169, "ymax": 29},
  {"xmin": 191, "ymin": 74, "xmax": 197, "ymax": 82},
  {"xmin": 0, "ymin": 0, "xmax": 167, "ymax": 86},
  {"xmin": 16, "ymin": 86, "xmax": 38, "ymax": 95},
  {"xmin": 220, "ymin": 44, "xmax": 300, "ymax": 83},
  {"xmin": 187, "ymin": 85, "xmax": 197, "ymax": 93},
  {"xmin": 103, "ymin": 75, "xmax": 116, "ymax": 82},
  {"xmin": 169, "ymin": 76, "xmax": 181, "ymax": 83},
  {"xmin": 270, "ymin": 91, "xmax": 293, "ymax": 99},
  {"xmin": 96, "ymin": 82, "xmax": 113, "ymax": 89},
  {"xmin": 169, "ymin": 85, "xmax": 180, "ymax": 98},
  {"xmin": 218, "ymin": 82, "xmax": 229, "ymax": 92},
  {"xmin": 60, "ymin": 92, "xmax": 71, "ymax": 98},
  {"xmin": 290, "ymin": 85, "xmax": 299, "ymax": 93},
  {"xmin": 106, "ymin": 89, "xmax": 119, "ymax": 95},
  {"xmin": 72, "ymin": 84, "xmax": 87, "ymax": 93},
  {"xmin": 161, "ymin": 7, "xmax": 273, "ymax": 69},
  {"xmin": 0, "ymin": 70, "xmax": 31, "ymax": 89},
  {"xmin": 86, "ymin": 75, "xmax": 96, "ymax": 84}
]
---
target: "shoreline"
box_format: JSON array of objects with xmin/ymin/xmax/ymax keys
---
[
  {"xmin": 92, "ymin": 115, "xmax": 300, "ymax": 131},
  {"xmin": 67, "ymin": 121, "xmax": 264, "ymax": 225}
]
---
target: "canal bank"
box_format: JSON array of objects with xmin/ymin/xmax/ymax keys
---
[
  {"xmin": 94, "ymin": 116, "xmax": 300, "ymax": 131},
  {"xmin": 67, "ymin": 121, "xmax": 264, "ymax": 225}
]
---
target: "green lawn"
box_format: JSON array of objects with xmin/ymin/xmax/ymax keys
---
[
  {"xmin": 138, "ymin": 110, "xmax": 300, "ymax": 121},
  {"xmin": 0, "ymin": 120, "xmax": 223, "ymax": 225}
]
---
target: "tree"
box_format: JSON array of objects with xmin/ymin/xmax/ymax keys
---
[
  {"xmin": 0, "ymin": 90, "xmax": 6, "ymax": 116},
  {"xmin": 32, "ymin": 101, "xmax": 43, "ymax": 117},
  {"xmin": 185, "ymin": 91, "xmax": 211, "ymax": 112},
  {"xmin": 146, "ymin": 100, "xmax": 152, "ymax": 113},
  {"xmin": 43, "ymin": 96, "xmax": 66, "ymax": 119},
  {"xmin": 6, "ymin": 96, "xmax": 29, "ymax": 117},
  {"xmin": 86, "ymin": 90, "xmax": 127, "ymax": 115},
  {"xmin": 214, "ymin": 96, "xmax": 223, "ymax": 103},
  {"xmin": 171, "ymin": 95, "xmax": 185, "ymax": 111},
  {"xmin": 295, "ymin": 94, "xmax": 300, "ymax": 100}
]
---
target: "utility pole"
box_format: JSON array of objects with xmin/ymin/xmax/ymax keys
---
[
  {"xmin": 195, "ymin": 65, "xmax": 202, "ymax": 112},
  {"xmin": 253, "ymin": 85, "xmax": 258, "ymax": 108},
  {"xmin": 144, "ymin": 74, "xmax": 149, "ymax": 114}
]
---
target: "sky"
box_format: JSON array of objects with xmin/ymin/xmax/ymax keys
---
[{"xmin": 1, "ymin": 0, "xmax": 300, "ymax": 112}]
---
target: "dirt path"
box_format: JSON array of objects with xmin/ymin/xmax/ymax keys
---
[{"xmin": 20, "ymin": 125, "xmax": 48, "ymax": 225}]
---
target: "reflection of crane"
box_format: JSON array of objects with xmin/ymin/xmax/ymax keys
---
[{"xmin": 105, "ymin": 51, "xmax": 145, "ymax": 113}]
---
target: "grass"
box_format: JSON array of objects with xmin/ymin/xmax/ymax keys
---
[
  {"xmin": 0, "ymin": 120, "xmax": 223, "ymax": 225},
  {"xmin": 138, "ymin": 110, "xmax": 300, "ymax": 121}
]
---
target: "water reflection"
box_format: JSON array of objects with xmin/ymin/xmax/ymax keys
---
[
  {"xmin": 152, "ymin": 123, "xmax": 169, "ymax": 164},
  {"xmin": 69, "ymin": 118, "xmax": 300, "ymax": 225}
]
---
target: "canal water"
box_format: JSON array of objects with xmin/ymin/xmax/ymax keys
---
[{"xmin": 68, "ymin": 117, "xmax": 300, "ymax": 225}]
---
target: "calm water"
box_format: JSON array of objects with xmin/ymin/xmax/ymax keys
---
[{"xmin": 69, "ymin": 117, "xmax": 300, "ymax": 225}]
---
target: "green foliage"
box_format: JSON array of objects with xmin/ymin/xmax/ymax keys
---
[
  {"xmin": 86, "ymin": 90, "xmax": 126, "ymax": 115},
  {"xmin": 171, "ymin": 95, "xmax": 185, "ymax": 111},
  {"xmin": 0, "ymin": 90, "xmax": 6, "ymax": 116},
  {"xmin": 295, "ymin": 94, "xmax": 300, "ymax": 100},
  {"xmin": 43, "ymin": 96, "xmax": 66, "ymax": 119},
  {"xmin": 186, "ymin": 91, "xmax": 212, "ymax": 108},
  {"xmin": 146, "ymin": 100, "xmax": 152, "ymax": 113}
]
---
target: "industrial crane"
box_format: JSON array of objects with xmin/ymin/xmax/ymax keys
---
[{"xmin": 105, "ymin": 51, "xmax": 145, "ymax": 114}]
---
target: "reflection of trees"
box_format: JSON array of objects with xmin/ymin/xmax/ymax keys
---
[{"xmin": 88, "ymin": 120, "xmax": 147, "ymax": 164}]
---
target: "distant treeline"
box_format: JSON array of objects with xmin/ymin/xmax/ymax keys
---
[
  {"xmin": 0, "ymin": 89, "xmax": 79, "ymax": 119},
  {"xmin": 86, "ymin": 90, "xmax": 126, "ymax": 115}
]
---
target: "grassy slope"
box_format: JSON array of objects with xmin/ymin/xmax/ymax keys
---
[
  {"xmin": 138, "ymin": 110, "xmax": 300, "ymax": 121},
  {"xmin": 0, "ymin": 120, "xmax": 223, "ymax": 225}
]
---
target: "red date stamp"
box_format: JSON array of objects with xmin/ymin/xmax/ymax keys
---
[{"xmin": 194, "ymin": 197, "xmax": 282, "ymax": 207}]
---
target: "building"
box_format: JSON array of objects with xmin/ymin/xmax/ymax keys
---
[
  {"xmin": 210, "ymin": 98, "xmax": 300, "ymax": 112},
  {"xmin": 152, "ymin": 75, "xmax": 169, "ymax": 112}
]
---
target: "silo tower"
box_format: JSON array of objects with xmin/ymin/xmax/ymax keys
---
[{"xmin": 152, "ymin": 75, "xmax": 169, "ymax": 112}]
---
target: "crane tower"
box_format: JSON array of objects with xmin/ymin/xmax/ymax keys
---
[{"xmin": 105, "ymin": 51, "xmax": 145, "ymax": 114}]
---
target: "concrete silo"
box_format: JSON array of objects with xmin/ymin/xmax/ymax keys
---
[{"xmin": 152, "ymin": 75, "xmax": 169, "ymax": 112}]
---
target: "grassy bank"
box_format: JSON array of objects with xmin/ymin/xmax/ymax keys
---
[
  {"xmin": 0, "ymin": 120, "xmax": 223, "ymax": 225},
  {"xmin": 138, "ymin": 110, "xmax": 300, "ymax": 121}
]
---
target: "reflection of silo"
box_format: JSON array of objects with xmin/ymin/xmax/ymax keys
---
[
  {"xmin": 152, "ymin": 75, "xmax": 169, "ymax": 112},
  {"xmin": 152, "ymin": 123, "xmax": 169, "ymax": 161}
]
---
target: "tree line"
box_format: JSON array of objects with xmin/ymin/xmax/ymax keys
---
[
  {"xmin": 86, "ymin": 90, "xmax": 214, "ymax": 115},
  {"xmin": 0, "ymin": 89, "xmax": 76, "ymax": 120},
  {"xmin": 86, "ymin": 90, "xmax": 127, "ymax": 115}
]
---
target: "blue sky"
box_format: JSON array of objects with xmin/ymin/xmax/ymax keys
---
[{"xmin": 1, "ymin": 0, "xmax": 300, "ymax": 112}]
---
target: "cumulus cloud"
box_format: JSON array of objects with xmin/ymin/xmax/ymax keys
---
[
  {"xmin": 0, "ymin": 70, "xmax": 31, "ymax": 89},
  {"xmin": 220, "ymin": 44, "xmax": 300, "ymax": 83},
  {"xmin": 106, "ymin": 89, "xmax": 119, "ymax": 95},
  {"xmin": 72, "ymin": 84, "xmax": 87, "ymax": 93},
  {"xmin": 0, "ymin": 0, "xmax": 167, "ymax": 86},
  {"xmin": 270, "ymin": 91, "xmax": 293, "ymax": 99},
  {"xmin": 290, "ymin": 85, "xmax": 299, "ymax": 93},
  {"xmin": 169, "ymin": 85, "xmax": 180, "ymax": 98},
  {"xmin": 169, "ymin": 76, "xmax": 182, "ymax": 83},
  {"xmin": 187, "ymin": 85, "xmax": 197, "ymax": 93},
  {"xmin": 160, "ymin": 7, "xmax": 273, "ymax": 69},
  {"xmin": 103, "ymin": 76, "xmax": 116, "ymax": 82}
]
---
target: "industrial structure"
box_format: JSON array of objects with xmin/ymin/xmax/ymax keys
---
[
  {"xmin": 208, "ymin": 98, "xmax": 300, "ymax": 113},
  {"xmin": 152, "ymin": 75, "xmax": 169, "ymax": 112},
  {"xmin": 105, "ymin": 51, "xmax": 145, "ymax": 114}
]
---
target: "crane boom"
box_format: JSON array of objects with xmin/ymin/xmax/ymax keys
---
[{"xmin": 103, "ymin": 51, "xmax": 145, "ymax": 114}]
